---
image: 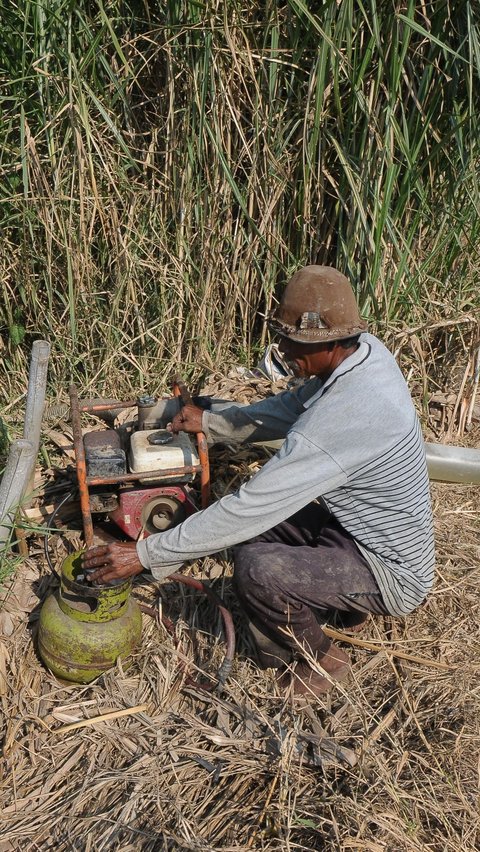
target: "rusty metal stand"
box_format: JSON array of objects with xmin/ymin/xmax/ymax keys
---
[
  {"xmin": 172, "ymin": 376, "xmax": 211, "ymax": 509},
  {"xmin": 69, "ymin": 384, "xmax": 94, "ymax": 548}
]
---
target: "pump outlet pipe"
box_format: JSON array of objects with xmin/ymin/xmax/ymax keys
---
[
  {"xmin": 252, "ymin": 437, "xmax": 480, "ymax": 486},
  {"xmin": 0, "ymin": 439, "xmax": 35, "ymax": 550},
  {"xmin": 425, "ymin": 443, "xmax": 480, "ymax": 485},
  {"xmin": 23, "ymin": 340, "xmax": 51, "ymax": 496}
]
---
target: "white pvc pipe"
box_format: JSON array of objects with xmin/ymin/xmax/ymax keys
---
[
  {"xmin": 425, "ymin": 442, "xmax": 480, "ymax": 484},
  {"xmin": 23, "ymin": 340, "xmax": 50, "ymax": 494},
  {"xmin": 0, "ymin": 439, "xmax": 35, "ymax": 548},
  {"xmin": 252, "ymin": 439, "xmax": 480, "ymax": 485}
]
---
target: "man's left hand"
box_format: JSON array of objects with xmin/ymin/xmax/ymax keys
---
[{"xmin": 81, "ymin": 542, "xmax": 144, "ymax": 584}]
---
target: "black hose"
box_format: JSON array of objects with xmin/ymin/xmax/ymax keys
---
[{"xmin": 44, "ymin": 487, "xmax": 77, "ymax": 578}]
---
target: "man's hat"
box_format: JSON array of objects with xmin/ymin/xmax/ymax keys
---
[{"xmin": 268, "ymin": 265, "xmax": 367, "ymax": 344}]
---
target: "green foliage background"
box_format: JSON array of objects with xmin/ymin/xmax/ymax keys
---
[{"xmin": 1, "ymin": 0, "xmax": 479, "ymax": 398}]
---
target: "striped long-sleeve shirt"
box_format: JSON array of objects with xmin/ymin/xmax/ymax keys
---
[{"xmin": 137, "ymin": 333, "xmax": 435, "ymax": 615}]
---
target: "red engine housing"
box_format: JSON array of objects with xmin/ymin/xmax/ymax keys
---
[{"xmin": 109, "ymin": 485, "xmax": 197, "ymax": 540}]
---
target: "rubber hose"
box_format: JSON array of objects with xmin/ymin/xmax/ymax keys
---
[{"xmin": 169, "ymin": 573, "xmax": 236, "ymax": 689}]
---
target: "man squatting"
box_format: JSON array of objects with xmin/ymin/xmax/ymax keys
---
[{"xmin": 83, "ymin": 266, "xmax": 435, "ymax": 698}]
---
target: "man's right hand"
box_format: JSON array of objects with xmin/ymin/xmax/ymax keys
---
[{"xmin": 168, "ymin": 404, "xmax": 204, "ymax": 435}]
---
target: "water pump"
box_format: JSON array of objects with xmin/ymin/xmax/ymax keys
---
[{"xmin": 38, "ymin": 378, "xmax": 212, "ymax": 683}]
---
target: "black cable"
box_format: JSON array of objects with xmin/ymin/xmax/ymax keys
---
[{"xmin": 43, "ymin": 487, "xmax": 77, "ymax": 578}]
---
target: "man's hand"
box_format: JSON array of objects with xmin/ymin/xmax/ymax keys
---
[
  {"xmin": 168, "ymin": 404, "xmax": 204, "ymax": 435},
  {"xmin": 81, "ymin": 542, "xmax": 144, "ymax": 585}
]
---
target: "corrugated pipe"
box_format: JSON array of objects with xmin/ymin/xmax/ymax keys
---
[
  {"xmin": 23, "ymin": 340, "xmax": 51, "ymax": 496},
  {"xmin": 0, "ymin": 439, "xmax": 35, "ymax": 550},
  {"xmin": 0, "ymin": 340, "xmax": 50, "ymax": 553}
]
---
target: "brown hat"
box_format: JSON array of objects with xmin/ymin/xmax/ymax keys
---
[{"xmin": 268, "ymin": 265, "xmax": 367, "ymax": 344}]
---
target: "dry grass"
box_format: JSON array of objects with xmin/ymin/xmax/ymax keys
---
[
  {"xmin": 2, "ymin": 1, "xmax": 480, "ymax": 396},
  {"xmin": 0, "ymin": 373, "xmax": 479, "ymax": 851}
]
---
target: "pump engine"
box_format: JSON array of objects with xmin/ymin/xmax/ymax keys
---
[{"xmin": 69, "ymin": 381, "xmax": 210, "ymax": 549}]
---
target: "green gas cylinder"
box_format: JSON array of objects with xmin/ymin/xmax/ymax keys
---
[{"xmin": 38, "ymin": 551, "xmax": 142, "ymax": 683}]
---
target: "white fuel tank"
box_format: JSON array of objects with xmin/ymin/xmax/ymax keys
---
[{"xmin": 129, "ymin": 429, "xmax": 200, "ymax": 483}]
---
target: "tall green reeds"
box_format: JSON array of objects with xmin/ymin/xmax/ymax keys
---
[{"xmin": 0, "ymin": 0, "xmax": 479, "ymax": 398}]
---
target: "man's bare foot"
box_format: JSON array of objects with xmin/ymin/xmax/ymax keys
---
[{"xmin": 277, "ymin": 643, "xmax": 350, "ymax": 698}]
